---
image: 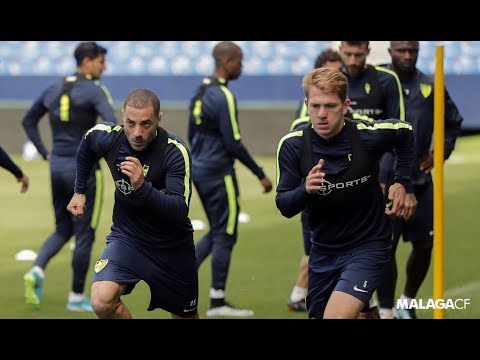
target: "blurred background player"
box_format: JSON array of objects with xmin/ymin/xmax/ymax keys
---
[
  {"xmin": 22, "ymin": 41, "xmax": 117, "ymax": 312},
  {"xmin": 376, "ymin": 41, "xmax": 463, "ymax": 319},
  {"xmin": 188, "ymin": 41, "xmax": 273, "ymax": 317},
  {"xmin": 0, "ymin": 145, "xmax": 29, "ymax": 193},
  {"xmin": 287, "ymin": 48, "xmax": 342, "ymax": 312}
]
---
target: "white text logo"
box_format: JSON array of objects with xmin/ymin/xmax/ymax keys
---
[
  {"xmin": 316, "ymin": 175, "xmax": 371, "ymax": 196},
  {"xmin": 396, "ymin": 298, "xmax": 470, "ymax": 310}
]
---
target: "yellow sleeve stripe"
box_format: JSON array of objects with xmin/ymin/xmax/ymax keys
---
[
  {"xmin": 356, "ymin": 122, "xmax": 412, "ymax": 131},
  {"xmin": 351, "ymin": 112, "xmax": 375, "ymax": 122},
  {"xmin": 276, "ymin": 130, "xmax": 303, "ymax": 186},
  {"xmin": 375, "ymin": 66, "xmax": 405, "ymax": 121},
  {"xmin": 219, "ymin": 85, "xmax": 241, "ymax": 140},
  {"xmin": 290, "ymin": 116, "xmax": 310, "ymax": 131},
  {"xmin": 84, "ymin": 124, "xmax": 122, "ymax": 138},
  {"xmin": 99, "ymin": 84, "xmax": 114, "ymax": 105},
  {"xmin": 168, "ymin": 138, "xmax": 191, "ymax": 206}
]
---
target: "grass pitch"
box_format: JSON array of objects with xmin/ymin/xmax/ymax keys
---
[{"xmin": 1, "ymin": 135, "xmax": 479, "ymax": 319}]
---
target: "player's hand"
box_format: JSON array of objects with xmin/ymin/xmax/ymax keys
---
[
  {"xmin": 67, "ymin": 193, "xmax": 87, "ymax": 217},
  {"xmin": 385, "ymin": 182, "xmax": 406, "ymax": 217},
  {"xmin": 17, "ymin": 174, "xmax": 29, "ymax": 193},
  {"xmin": 419, "ymin": 152, "xmax": 434, "ymax": 173},
  {"xmin": 260, "ymin": 176, "xmax": 273, "ymax": 193},
  {"xmin": 305, "ymin": 159, "xmax": 325, "ymax": 194},
  {"xmin": 402, "ymin": 193, "xmax": 417, "ymax": 221},
  {"xmin": 121, "ymin": 156, "xmax": 145, "ymax": 190}
]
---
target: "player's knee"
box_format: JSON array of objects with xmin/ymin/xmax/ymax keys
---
[{"xmin": 90, "ymin": 287, "xmax": 120, "ymax": 318}]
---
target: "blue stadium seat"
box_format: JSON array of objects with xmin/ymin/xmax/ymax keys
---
[{"xmin": 1, "ymin": 41, "xmax": 478, "ymax": 76}]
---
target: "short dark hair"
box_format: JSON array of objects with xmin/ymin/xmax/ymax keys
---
[
  {"xmin": 74, "ymin": 41, "xmax": 107, "ymax": 67},
  {"xmin": 212, "ymin": 41, "xmax": 241, "ymax": 68},
  {"xmin": 314, "ymin": 48, "xmax": 341, "ymax": 69},
  {"xmin": 123, "ymin": 88, "xmax": 161, "ymax": 117}
]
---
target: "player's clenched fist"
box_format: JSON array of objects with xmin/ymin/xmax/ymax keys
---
[{"xmin": 67, "ymin": 193, "xmax": 87, "ymax": 217}]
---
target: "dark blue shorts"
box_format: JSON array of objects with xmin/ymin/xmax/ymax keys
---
[
  {"xmin": 393, "ymin": 181, "xmax": 433, "ymax": 243},
  {"xmin": 307, "ymin": 244, "xmax": 391, "ymax": 319},
  {"xmin": 93, "ymin": 237, "xmax": 198, "ymax": 317}
]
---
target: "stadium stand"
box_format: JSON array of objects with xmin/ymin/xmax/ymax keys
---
[
  {"xmin": 2, "ymin": 41, "xmax": 480, "ymax": 76},
  {"xmin": 0, "ymin": 41, "xmax": 479, "ymax": 133},
  {"xmin": 0, "ymin": 41, "xmax": 331, "ymax": 76}
]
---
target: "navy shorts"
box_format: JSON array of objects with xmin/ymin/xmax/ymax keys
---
[
  {"xmin": 93, "ymin": 237, "xmax": 198, "ymax": 317},
  {"xmin": 393, "ymin": 181, "xmax": 433, "ymax": 243},
  {"xmin": 307, "ymin": 244, "xmax": 391, "ymax": 319}
]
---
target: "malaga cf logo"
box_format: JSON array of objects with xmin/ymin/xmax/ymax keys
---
[{"xmin": 115, "ymin": 179, "xmax": 134, "ymax": 195}]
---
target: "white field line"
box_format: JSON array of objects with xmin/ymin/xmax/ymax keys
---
[
  {"xmin": 447, "ymin": 154, "xmax": 480, "ymax": 165},
  {"xmin": 444, "ymin": 281, "xmax": 480, "ymax": 298},
  {"xmin": 421, "ymin": 280, "xmax": 480, "ymax": 300}
]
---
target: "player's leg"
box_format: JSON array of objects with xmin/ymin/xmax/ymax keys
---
[
  {"xmin": 376, "ymin": 224, "xmax": 402, "ymax": 319},
  {"xmin": 91, "ymin": 240, "xmax": 140, "ymax": 319},
  {"xmin": 397, "ymin": 182, "xmax": 433, "ymax": 319},
  {"xmin": 24, "ymin": 161, "xmax": 73, "ymax": 308},
  {"xmin": 287, "ymin": 211, "xmax": 310, "ymax": 312},
  {"xmin": 68, "ymin": 167, "xmax": 102, "ymax": 311},
  {"xmin": 326, "ymin": 246, "xmax": 390, "ymax": 319}
]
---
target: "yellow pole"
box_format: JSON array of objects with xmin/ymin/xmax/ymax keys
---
[{"xmin": 433, "ymin": 45, "xmax": 445, "ymax": 319}]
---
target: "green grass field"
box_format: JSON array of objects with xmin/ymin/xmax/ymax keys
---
[{"xmin": 1, "ymin": 135, "xmax": 479, "ymax": 319}]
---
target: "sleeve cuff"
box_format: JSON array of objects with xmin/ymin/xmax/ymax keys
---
[
  {"xmin": 135, "ymin": 181, "xmax": 151, "ymax": 199},
  {"xmin": 394, "ymin": 176, "xmax": 413, "ymax": 193},
  {"xmin": 256, "ymin": 167, "xmax": 266, "ymax": 180}
]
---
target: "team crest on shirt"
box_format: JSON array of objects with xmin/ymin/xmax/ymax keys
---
[
  {"xmin": 365, "ymin": 83, "xmax": 371, "ymax": 95},
  {"xmin": 95, "ymin": 259, "xmax": 108, "ymax": 273},
  {"xmin": 142, "ymin": 164, "xmax": 150, "ymax": 177},
  {"xmin": 420, "ymin": 83, "xmax": 432, "ymax": 98}
]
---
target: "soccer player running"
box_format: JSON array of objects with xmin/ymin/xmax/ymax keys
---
[
  {"xmin": 67, "ymin": 88, "xmax": 199, "ymax": 319},
  {"xmin": 376, "ymin": 41, "xmax": 463, "ymax": 319},
  {"xmin": 276, "ymin": 67, "xmax": 414, "ymax": 319},
  {"xmin": 188, "ymin": 41, "xmax": 273, "ymax": 317},
  {"xmin": 0, "ymin": 145, "xmax": 29, "ymax": 193},
  {"xmin": 287, "ymin": 48, "xmax": 342, "ymax": 313},
  {"xmin": 22, "ymin": 41, "xmax": 117, "ymax": 312}
]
